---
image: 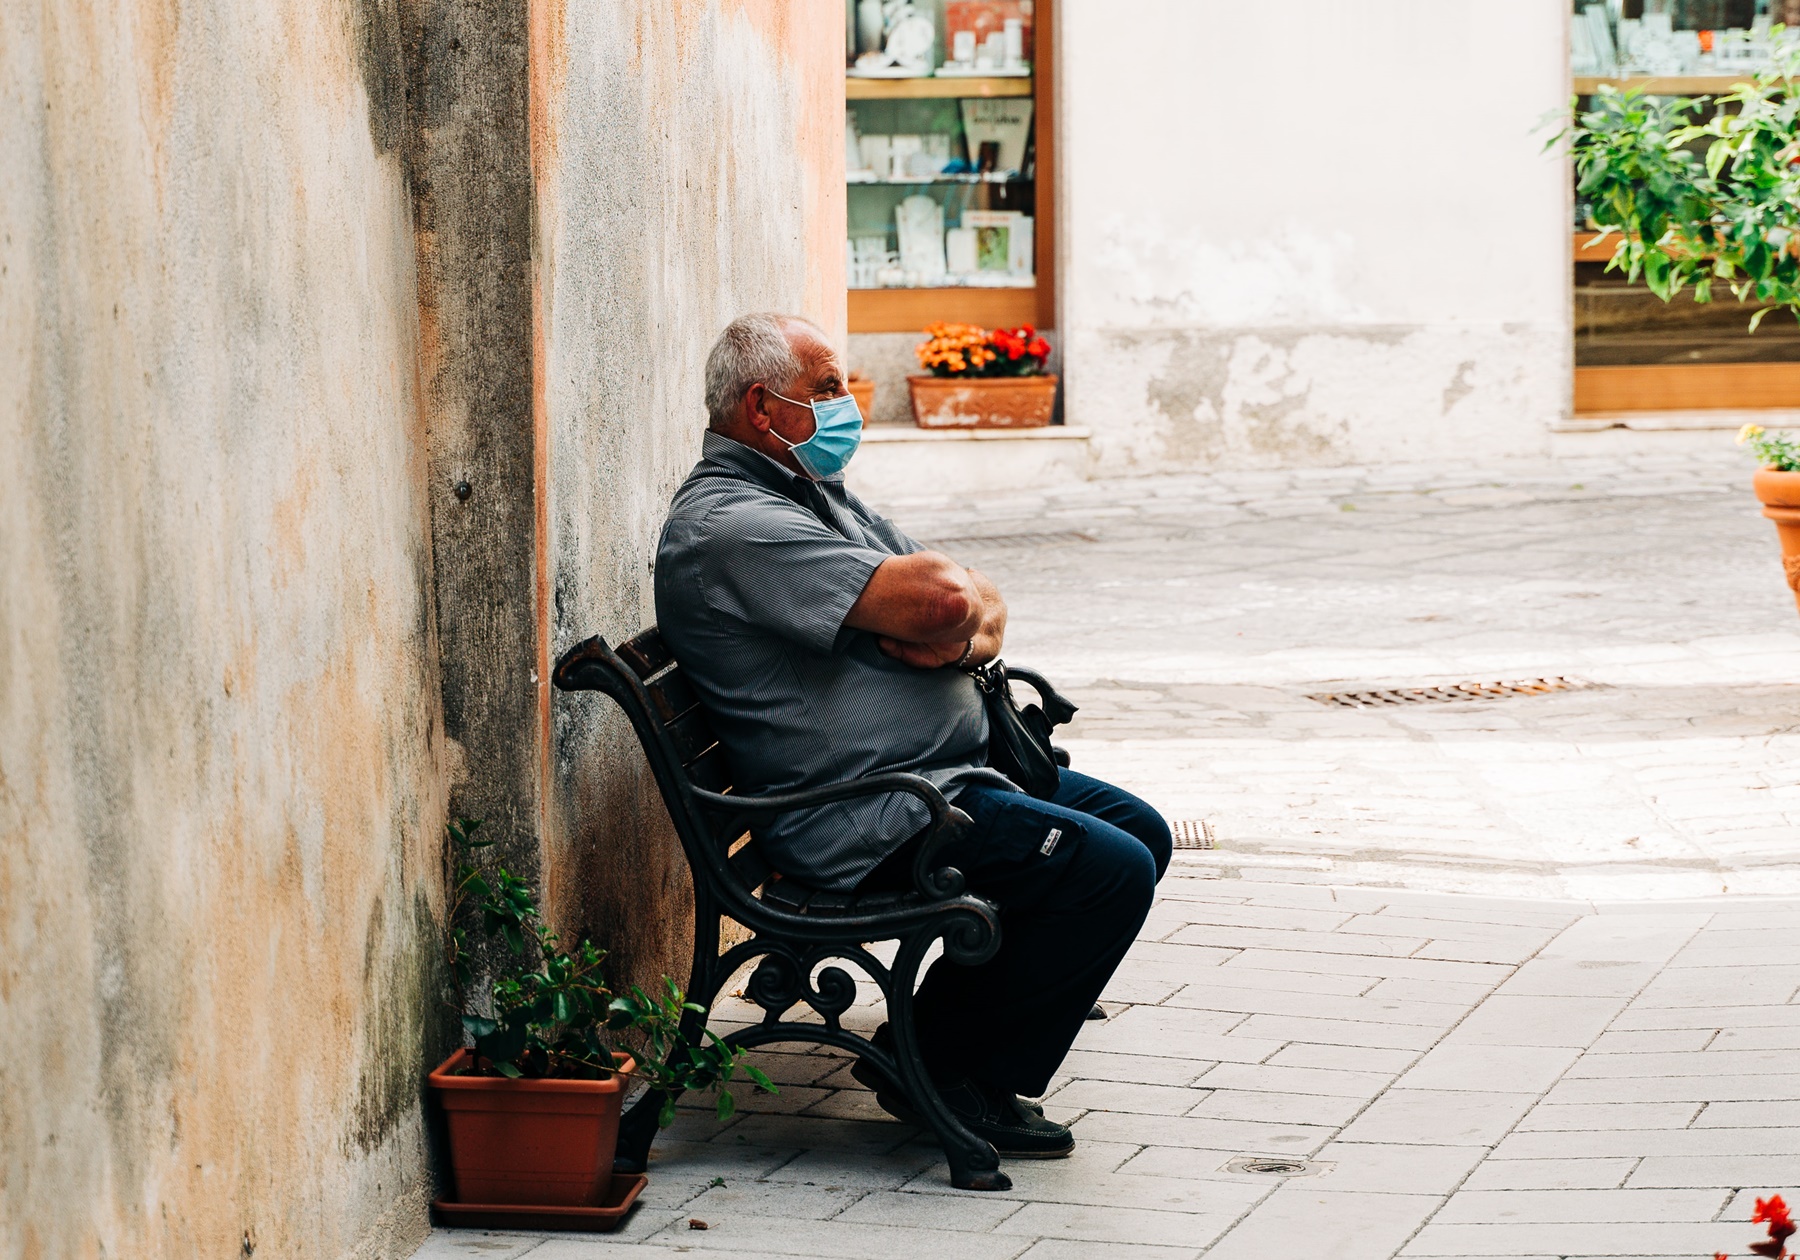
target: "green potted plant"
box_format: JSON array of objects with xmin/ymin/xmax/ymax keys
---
[
  {"xmin": 430, "ymin": 820, "xmax": 772, "ymax": 1222},
  {"xmin": 1738, "ymin": 424, "xmax": 1800, "ymax": 614},
  {"xmin": 1562, "ymin": 47, "xmax": 1800, "ymax": 614},
  {"xmin": 909, "ymin": 322, "xmax": 1057, "ymax": 428}
]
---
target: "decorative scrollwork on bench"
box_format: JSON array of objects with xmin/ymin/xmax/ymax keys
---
[{"xmin": 731, "ymin": 940, "xmax": 888, "ymax": 1029}]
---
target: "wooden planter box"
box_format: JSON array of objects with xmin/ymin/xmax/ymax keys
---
[{"xmin": 908, "ymin": 374, "xmax": 1057, "ymax": 429}]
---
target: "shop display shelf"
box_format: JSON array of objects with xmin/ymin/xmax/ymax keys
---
[
  {"xmin": 848, "ymin": 75, "xmax": 1032, "ymax": 100},
  {"xmin": 1573, "ymin": 73, "xmax": 1757, "ymax": 95}
]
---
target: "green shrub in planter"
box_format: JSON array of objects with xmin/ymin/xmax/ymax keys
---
[
  {"xmin": 446, "ymin": 819, "xmax": 773, "ymax": 1123},
  {"xmin": 1558, "ymin": 39, "xmax": 1800, "ymax": 330}
]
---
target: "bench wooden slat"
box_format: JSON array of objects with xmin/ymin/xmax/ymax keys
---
[
  {"xmin": 646, "ymin": 670, "xmax": 701, "ymax": 725},
  {"xmin": 617, "ymin": 629, "xmax": 675, "ymax": 679},
  {"xmin": 687, "ymin": 745, "xmax": 732, "ymax": 793},
  {"xmin": 728, "ymin": 842, "xmax": 773, "ymax": 893},
  {"xmin": 666, "ymin": 707, "xmax": 718, "ymax": 765}
]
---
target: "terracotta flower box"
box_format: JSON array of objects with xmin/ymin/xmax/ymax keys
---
[
  {"xmin": 908, "ymin": 374, "xmax": 1058, "ymax": 429},
  {"xmin": 847, "ymin": 375, "xmax": 875, "ymax": 422},
  {"xmin": 429, "ymin": 1048, "xmax": 635, "ymax": 1208},
  {"xmin": 1754, "ymin": 466, "xmax": 1800, "ymax": 614}
]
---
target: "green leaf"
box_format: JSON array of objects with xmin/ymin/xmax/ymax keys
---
[
  {"xmin": 658, "ymin": 1093, "xmax": 677, "ymax": 1128},
  {"xmin": 1750, "ymin": 305, "xmax": 1774, "ymax": 333},
  {"xmin": 744, "ymin": 1065, "xmax": 776, "ymax": 1092},
  {"xmin": 1706, "ymin": 137, "xmax": 1734, "ymax": 178},
  {"xmin": 716, "ymin": 1090, "xmax": 736, "ymax": 1122},
  {"xmin": 494, "ymin": 1060, "xmax": 523, "ymax": 1079}
]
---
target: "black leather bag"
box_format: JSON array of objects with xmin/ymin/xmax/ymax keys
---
[{"xmin": 969, "ymin": 660, "xmax": 1079, "ymax": 800}]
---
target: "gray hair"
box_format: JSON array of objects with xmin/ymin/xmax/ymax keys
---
[{"xmin": 704, "ymin": 313, "xmax": 818, "ymax": 428}]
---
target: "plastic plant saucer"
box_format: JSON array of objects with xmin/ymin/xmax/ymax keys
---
[{"xmin": 431, "ymin": 1172, "xmax": 647, "ymax": 1232}]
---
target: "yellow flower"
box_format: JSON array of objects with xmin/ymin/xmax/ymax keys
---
[{"xmin": 1739, "ymin": 423, "xmax": 1766, "ymax": 444}]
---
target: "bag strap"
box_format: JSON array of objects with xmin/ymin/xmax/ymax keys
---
[{"xmin": 967, "ymin": 660, "xmax": 1079, "ymax": 728}]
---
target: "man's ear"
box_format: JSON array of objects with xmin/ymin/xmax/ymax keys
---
[{"xmin": 741, "ymin": 383, "xmax": 772, "ymax": 434}]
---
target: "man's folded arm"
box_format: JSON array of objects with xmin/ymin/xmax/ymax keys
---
[{"xmin": 843, "ymin": 551, "xmax": 983, "ymax": 645}]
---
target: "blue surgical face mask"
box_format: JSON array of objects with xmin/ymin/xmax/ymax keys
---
[{"xmin": 768, "ymin": 387, "xmax": 864, "ymax": 480}]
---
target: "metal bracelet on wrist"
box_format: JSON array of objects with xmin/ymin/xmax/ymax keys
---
[{"xmin": 953, "ymin": 639, "xmax": 976, "ymax": 669}]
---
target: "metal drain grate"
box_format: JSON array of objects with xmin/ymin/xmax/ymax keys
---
[
  {"xmin": 1224, "ymin": 1155, "xmax": 1333, "ymax": 1178},
  {"xmin": 1170, "ymin": 819, "xmax": 1216, "ymax": 850},
  {"xmin": 1307, "ymin": 677, "xmax": 1599, "ymax": 709},
  {"xmin": 929, "ymin": 530, "xmax": 1096, "ymax": 551}
]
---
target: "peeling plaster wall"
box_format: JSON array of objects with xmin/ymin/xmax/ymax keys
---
[
  {"xmin": 1060, "ymin": 0, "xmax": 1570, "ymax": 471},
  {"xmin": 0, "ymin": 1, "xmax": 444, "ymax": 1257},
  {"xmin": 1, "ymin": 0, "xmax": 842, "ymax": 1250},
  {"xmin": 536, "ymin": 0, "xmax": 845, "ymax": 984}
]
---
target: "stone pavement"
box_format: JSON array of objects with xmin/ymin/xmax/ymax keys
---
[{"xmin": 417, "ymin": 448, "xmax": 1800, "ymax": 1260}]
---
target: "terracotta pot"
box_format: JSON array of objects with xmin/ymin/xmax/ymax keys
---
[
  {"xmin": 430, "ymin": 1049, "xmax": 635, "ymax": 1207},
  {"xmin": 1753, "ymin": 466, "xmax": 1800, "ymax": 614},
  {"xmin": 908, "ymin": 373, "xmax": 1057, "ymax": 429},
  {"xmin": 847, "ymin": 376, "xmax": 875, "ymax": 422}
]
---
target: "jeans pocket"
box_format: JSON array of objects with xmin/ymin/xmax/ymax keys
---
[{"xmin": 964, "ymin": 795, "xmax": 1087, "ymax": 907}]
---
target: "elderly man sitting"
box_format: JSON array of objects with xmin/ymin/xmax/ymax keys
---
[{"xmin": 654, "ymin": 313, "xmax": 1171, "ymax": 1159}]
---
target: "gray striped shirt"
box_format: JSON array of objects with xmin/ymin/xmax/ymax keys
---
[{"xmin": 653, "ymin": 432, "xmax": 1015, "ymax": 890}]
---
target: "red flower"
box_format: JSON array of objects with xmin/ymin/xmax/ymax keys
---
[
  {"xmin": 1756, "ymin": 1197, "xmax": 1795, "ymax": 1235},
  {"xmin": 1749, "ymin": 1194, "xmax": 1796, "ymax": 1256},
  {"xmin": 1027, "ymin": 337, "xmax": 1050, "ymax": 359}
]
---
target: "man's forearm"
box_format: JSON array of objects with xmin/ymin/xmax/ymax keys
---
[{"xmin": 872, "ymin": 564, "xmax": 1008, "ymax": 670}]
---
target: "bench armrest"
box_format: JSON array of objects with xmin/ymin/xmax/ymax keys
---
[{"xmin": 690, "ymin": 772, "xmax": 975, "ymax": 901}]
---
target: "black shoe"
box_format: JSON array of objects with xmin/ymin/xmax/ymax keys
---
[
  {"xmin": 935, "ymin": 1077, "xmax": 1075, "ymax": 1159},
  {"xmin": 852, "ymin": 1025, "xmax": 1048, "ymax": 1118}
]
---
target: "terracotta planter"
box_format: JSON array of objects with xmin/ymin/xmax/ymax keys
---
[
  {"xmin": 847, "ymin": 376, "xmax": 875, "ymax": 422},
  {"xmin": 908, "ymin": 373, "xmax": 1057, "ymax": 429},
  {"xmin": 1753, "ymin": 466, "xmax": 1800, "ymax": 614},
  {"xmin": 430, "ymin": 1048, "xmax": 635, "ymax": 1207}
]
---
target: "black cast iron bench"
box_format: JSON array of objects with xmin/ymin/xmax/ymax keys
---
[{"xmin": 552, "ymin": 629, "xmax": 1015, "ymax": 1191}]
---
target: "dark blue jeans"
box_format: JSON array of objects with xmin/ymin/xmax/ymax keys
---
[{"xmin": 864, "ymin": 769, "xmax": 1171, "ymax": 1097}]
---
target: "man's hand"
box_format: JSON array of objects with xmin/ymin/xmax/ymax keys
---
[{"xmin": 876, "ymin": 636, "xmax": 970, "ymax": 669}]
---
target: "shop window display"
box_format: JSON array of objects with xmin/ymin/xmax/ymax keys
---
[{"xmin": 844, "ymin": 1, "xmax": 1050, "ymax": 331}]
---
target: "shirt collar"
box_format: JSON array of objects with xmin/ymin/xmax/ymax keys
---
[{"xmin": 699, "ymin": 430, "xmax": 846, "ymax": 495}]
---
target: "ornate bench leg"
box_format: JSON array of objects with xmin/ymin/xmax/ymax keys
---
[
  {"xmin": 611, "ymin": 1087, "xmax": 665, "ymax": 1175},
  {"xmin": 885, "ymin": 934, "xmax": 1011, "ymax": 1192}
]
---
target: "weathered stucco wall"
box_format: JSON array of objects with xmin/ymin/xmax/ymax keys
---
[
  {"xmin": 1, "ymin": 0, "xmax": 444, "ymax": 1257},
  {"xmin": 535, "ymin": 0, "xmax": 845, "ymax": 983},
  {"xmin": 2, "ymin": 0, "xmax": 842, "ymax": 1252},
  {"xmin": 1059, "ymin": 0, "xmax": 1571, "ymax": 471}
]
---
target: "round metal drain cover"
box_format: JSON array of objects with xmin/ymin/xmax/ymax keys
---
[{"xmin": 1224, "ymin": 1155, "xmax": 1331, "ymax": 1178}]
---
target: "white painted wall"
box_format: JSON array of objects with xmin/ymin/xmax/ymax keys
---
[{"xmin": 1059, "ymin": 0, "xmax": 1571, "ymax": 472}]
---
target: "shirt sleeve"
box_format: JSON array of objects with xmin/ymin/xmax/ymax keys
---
[{"xmin": 700, "ymin": 496, "xmax": 890, "ymax": 655}]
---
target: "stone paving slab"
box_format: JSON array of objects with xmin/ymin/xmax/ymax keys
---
[{"xmin": 417, "ymin": 454, "xmax": 1800, "ymax": 1259}]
